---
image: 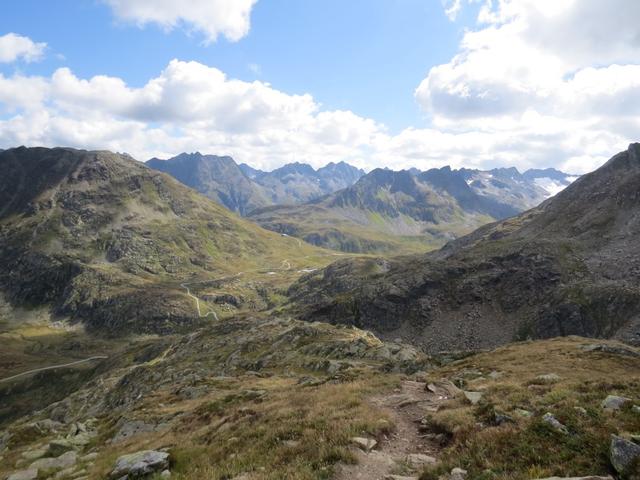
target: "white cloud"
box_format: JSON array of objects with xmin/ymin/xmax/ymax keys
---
[
  {"xmin": 413, "ymin": 0, "xmax": 640, "ymax": 173},
  {"xmin": 2, "ymin": 0, "xmax": 640, "ymax": 176},
  {"xmin": 442, "ymin": 0, "xmax": 463, "ymax": 21},
  {"xmin": 0, "ymin": 60, "xmax": 386, "ymax": 171},
  {"xmin": 103, "ymin": 0, "xmax": 258, "ymax": 43},
  {"xmin": 0, "ymin": 33, "xmax": 46, "ymax": 63}
]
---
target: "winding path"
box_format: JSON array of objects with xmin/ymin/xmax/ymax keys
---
[
  {"xmin": 180, "ymin": 282, "xmax": 221, "ymax": 321},
  {"xmin": 0, "ymin": 356, "xmax": 108, "ymax": 384}
]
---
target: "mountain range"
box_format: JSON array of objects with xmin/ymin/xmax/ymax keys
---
[
  {"xmin": 288, "ymin": 143, "xmax": 640, "ymax": 352},
  {"xmin": 147, "ymin": 153, "xmax": 365, "ymax": 215},
  {"xmin": 249, "ymin": 165, "xmax": 576, "ymax": 253},
  {"xmin": 147, "ymin": 153, "xmax": 577, "ymax": 253}
]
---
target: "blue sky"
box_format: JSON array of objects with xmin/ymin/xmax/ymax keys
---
[
  {"xmin": 0, "ymin": 0, "xmax": 475, "ymax": 133},
  {"xmin": 0, "ymin": 1, "xmax": 638, "ymax": 173}
]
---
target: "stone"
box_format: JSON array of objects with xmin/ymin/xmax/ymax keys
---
[
  {"xmin": 632, "ymin": 405, "xmax": 640, "ymax": 414},
  {"xmin": 515, "ymin": 409, "xmax": 532, "ymax": 418},
  {"xmin": 542, "ymin": 413, "xmax": 568, "ymax": 434},
  {"xmin": 610, "ymin": 434, "xmax": 640, "ymax": 476},
  {"xmin": 47, "ymin": 438, "xmax": 76, "ymax": 457},
  {"xmin": 385, "ymin": 476, "xmax": 418, "ymax": 480},
  {"xmin": 81, "ymin": 452, "xmax": 99, "ymax": 462},
  {"xmin": 350, "ymin": 437, "xmax": 377, "ymax": 451},
  {"xmin": 601, "ymin": 395, "xmax": 632, "ymax": 411},
  {"xmin": 7, "ymin": 470, "xmax": 38, "ymax": 480},
  {"xmin": 20, "ymin": 448, "xmax": 47, "ymax": 461},
  {"xmin": 574, "ymin": 407, "xmax": 588, "ymax": 415},
  {"xmin": 450, "ymin": 467, "xmax": 468, "ymax": 480},
  {"xmin": 406, "ymin": 453, "xmax": 437, "ymax": 467},
  {"xmin": 160, "ymin": 470, "xmax": 171, "ymax": 478},
  {"xmin": 110, "ymin": 450, "xmax": 170, "ymax": 479},
  {"xmin": 494, "ymin": 413, "xmax": 514, "ymax": 426},
  {"xmin": 463, "ymin": 391, "xmax": 483, "ymax": 405},
  {"xmin": 536, "ymin": 373, "xmax": 561, "ymax": 383},
  {"xmin": 30, "ymin": 451, "xmax": 77, "ymax": 471},
  {"xmin": 488, "ymin": 371, "xmax": 503, "ymax": 379}
]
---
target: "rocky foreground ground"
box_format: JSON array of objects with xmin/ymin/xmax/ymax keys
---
[{"xmin": 1, "ymin": 330, "xmax": 639, "ymax": 480}]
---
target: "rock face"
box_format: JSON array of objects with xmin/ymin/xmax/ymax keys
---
[
  {"xmin": 288, "ymin": 144, "xmax": 640, "ymax": 351},
  {"xmin": 610, "ymin": 435, "xmax": 640, "ymax": 477},
  {"xmin": 147, "ymin": 154, "xmax": 365, "ymax": 216},
  {"xmin": 147, "ymin": 153, "xmax": 270, "ymax": 215},
  {"xmin": 110, "ymin": 450, "xmax": 170, "ymax": 479}
]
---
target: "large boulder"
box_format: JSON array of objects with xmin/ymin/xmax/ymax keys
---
[
  {"xmin": 29, "ymin": 451, "xmax": 77, "ymax": 471},
  {"xmin": 610, "ymin": 435, "xmax": 640, "ymax": 477},
  {"xmin": 110, "ymin": 450, "xmax": 170, "ymax": 479}
]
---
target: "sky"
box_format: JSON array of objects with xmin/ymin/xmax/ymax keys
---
[{"xmin": 0, "ymin": 0, "xmax": 639, "ymax": 174}]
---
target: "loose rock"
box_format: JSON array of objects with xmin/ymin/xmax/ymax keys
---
[
  {"xmin": 450, "ymin": 467, "xmax": 468, "ymax": 480},
  {"xmin": 536, "ymin": 373, "xmax": 561, "ymax": 384},
  {"xmin": 110, "ymin": 450, "xmax": 170, "ymax": 479},
  {"xmin": 406, "ymin": 453, "xmax": 437, "ymax": 468},
  {"xmin": 351, "ymin": 437, "xmax": 377, "ymax": 451},
  {"xmin": 610, "ymin": 434, "xmax": 640, "ymax": 476},
  {"xmin": 602, "ymin": 395, "xmax": 632, "ymax": 411},
  {"xmin": 463, "ymin": 391, "xmax": 483, "ymax": 405},
  {"xmin": 542, "ymin": 413, "xmax": 568, "ymax": 434}
]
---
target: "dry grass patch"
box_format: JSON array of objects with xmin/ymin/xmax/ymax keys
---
[{"xmin": 417, "ymin": 337, "xmax": 640, "ymax": 480}]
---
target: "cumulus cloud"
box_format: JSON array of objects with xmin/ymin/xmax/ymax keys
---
[
  {"xmin": 103, "ymin": 0, "xmax": 258, "ymax": 43},
  {"xmin": 0, "ymin": 60, "xmax": 385, "ymax": 170},
  {"xmin": 0, "ymin": 33, "xmax": 46, "ymax": 63},
  {"xmin": 413, "ymin": 0, "xmax": 640, "ymax": 173},
  {"xmin": 2, "ymin": 1, "xmax": 640, "ymax": 175}
]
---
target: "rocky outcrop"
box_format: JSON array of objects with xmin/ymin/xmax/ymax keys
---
[{"xmin": 288, "ymin": 144, "xmax": 640, "ymax": 351}]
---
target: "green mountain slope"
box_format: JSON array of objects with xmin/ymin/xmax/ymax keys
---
[
  {"xmin": 249, "ymin": 167, "xmax": 518, "ymax": 254},
  {"xmin": 0, "ymin": 147, "xmax": 328, "ymax": 335}
]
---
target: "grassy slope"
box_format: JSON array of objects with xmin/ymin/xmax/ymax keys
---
[
  {"xmin": 419, "ymin": 337, "xmax": 640, "ymax": 480},
  {"xmin": 249, "ymin": 202, "xmax": 494, "ymax": 255},
  {"xmin": 0, "ymin": 148, "xmax": 343, "ymax": 333},
  {"xmin": 2, "ymin": 336, "xmax": 638, "ymax": 480}
]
